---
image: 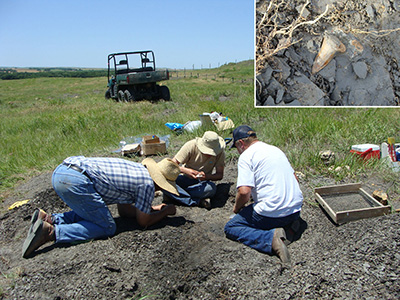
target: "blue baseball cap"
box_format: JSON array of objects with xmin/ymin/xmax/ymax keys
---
[{"xmin": 231, "ymin": 125, "xmax": 257, "ymax": 148}]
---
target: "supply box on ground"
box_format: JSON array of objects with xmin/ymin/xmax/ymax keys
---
[
  {"xmin": 141, "ymin": 135, "xmax": 166, "ymax": 155},
  {"xmin": 350, "ymin": 144, "xmax": 380, "ymax": 160}
]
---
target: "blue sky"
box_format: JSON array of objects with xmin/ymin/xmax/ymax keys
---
[{"xmin": 0, "ymin": 0, "xmax": 254, "ymax": 69}]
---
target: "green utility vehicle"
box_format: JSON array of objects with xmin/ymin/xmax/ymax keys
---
[{"xmin": 105, "ymin": 51, "xmax": 170, "ymax": 101}]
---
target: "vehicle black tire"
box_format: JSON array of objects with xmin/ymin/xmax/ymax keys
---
[
  {"xmin": 124, "ymin": 90, "xmax": 133, "ymax": 102},
  {"xmin": 105, "ymin": 89, "xmax": 111, "ymax": 99},
  {"xmin": 117, "ymin": 90, "xmax": 124, "ymax": 102},
  {"xmin": 113, "ymin": 84, "xmax": 118, "ymax": 98},
  {"xmin": 160, "ymin": 86, "xmax": 170, "ymax": 101}
]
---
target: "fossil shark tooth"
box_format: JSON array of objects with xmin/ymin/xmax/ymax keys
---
[{"xmin": 311, "ymin": 35, "xmax": 346, "ymax": 74}]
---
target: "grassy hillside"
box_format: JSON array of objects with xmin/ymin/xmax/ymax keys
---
[
  {"xmin": 0, "ymin": 61, "xmax": 253, "ymax": 193},
  {"xmin": 1, "ymin": 59, "xmax": 400, "ymax": 199}
]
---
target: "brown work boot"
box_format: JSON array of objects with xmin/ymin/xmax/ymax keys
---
[
  {"xmin": 22, "ymin": 219, "xmax": 55, "ymax": 258},
  {"xmin": 271, "ymin": 228, "xmax": 291, "ymax": 264},
  {"xmin": 31, "ymin": 208, "xmax": 53, "ymax": 225}
]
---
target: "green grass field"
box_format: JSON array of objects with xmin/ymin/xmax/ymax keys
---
[{"xmin": 1, "ymin": 59, "xmax": 400, "ymax": 199}]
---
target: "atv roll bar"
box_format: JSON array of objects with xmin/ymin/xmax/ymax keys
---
[{"xmin": 107, "ymin": 51, "xmax": 156, "ymax": 81}]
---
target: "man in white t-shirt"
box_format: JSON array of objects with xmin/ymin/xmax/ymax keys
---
[{"xmin": 224, "ymin": 125, "xmax": 303, "ymax": 264}]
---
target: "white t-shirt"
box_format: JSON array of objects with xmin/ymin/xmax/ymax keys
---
[{"xmin": 236, "ymin": 141, "xmax": 303, "ymax": 218}]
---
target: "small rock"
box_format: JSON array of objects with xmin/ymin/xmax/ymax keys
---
[
  {"xmin": 330, "ymin": 87, "xmax": 341, "ymax": 102},
  {"xmin": 366, "ymin": 5, "xmax": 376, "ymax": 20},
  {"xmin": 335, "ymin": 166, "xmax": 342, "ymax": 172},
  {"xmin": 275, "ymin": 89, "xmax": 285, "ymax": 104},
  {"xmin": 296, "ymin": 5, "xmax": 310, "ymax": 18},
  {"xmin": 372, "ymin": 190, "xmax": 388, "ymax": 205},
  {"xmin": 319, "ymin": 150, "xmax": 335, "ymax": 165},
  {"xmin": 259, "ymin": 66, "xmax": 273, "ymax": 86},
  {"xmin": 306, "ymin": 39, "xmax": 315, "ymax": 51},
  {"xmin": 287, "ymin": 73, "xmax": 325, "ymax": 105},
  {"xmin": 285, "ymin": 99, "xmax": 302, "ymax": 106},
  {"xmin": 265, "ymin": 96, "xmax": 275, "ymax": 106},
  {"xmin": 347, "ymin": 89, "xmax": 369, "ymax": 105},
  {"xmin": 273, "ymin": 57, "xmax": 291, "ymax": 81},
  {"xmin": 353, "ymin": 61, "xmax": 368, "ymax": 79}
]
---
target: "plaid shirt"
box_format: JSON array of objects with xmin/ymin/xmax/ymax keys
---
[{"xmin": 63, "ymin": 156, "xmax": 154, "ymax": 214}]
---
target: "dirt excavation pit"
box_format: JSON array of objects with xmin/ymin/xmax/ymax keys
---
[
  {"xmin": 256, "ymin": 0, "xmax": 400, "ymax": 106},
  {"xmin": 1, "ymin": 159, "xmax": 400, "ymax": 299}
]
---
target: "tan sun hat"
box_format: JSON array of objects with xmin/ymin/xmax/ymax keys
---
[
  {"xmin": 196, "ymin": 131, "xmax": 225, "ymax": 156},
  {"xmin": 142, "ymin": 158, "xmax": 180, "ymax": 195}
]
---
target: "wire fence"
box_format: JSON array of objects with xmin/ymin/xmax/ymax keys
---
[{"xmin": 169, "ymin": 70, "xmax": 253, "ymax": 84}]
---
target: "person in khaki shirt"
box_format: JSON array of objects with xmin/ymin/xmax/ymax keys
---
[{"xmin": 163, "ymin": 131, "xmax": 225, "ymax": 209}]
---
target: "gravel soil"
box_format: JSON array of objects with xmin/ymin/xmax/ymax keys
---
[{"xmin": 1, "ymin": 158, "xmax": 399, "ymax": 299}]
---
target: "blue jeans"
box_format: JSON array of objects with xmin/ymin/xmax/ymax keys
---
[
  {"xmin": 163, "ymin": 174, "xmax": 216, "ymax": 206},
  {"xmin": 224, "ymin": 204, "xmax": 300, "ymax": 253},
  {"xmin": 51, "ymin": 164, "xmax": 116, "ymax": 243}
]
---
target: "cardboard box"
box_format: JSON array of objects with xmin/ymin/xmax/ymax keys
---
[
  {"xmin": 141, "ymin": 135, "xmax": 166, "ymax": 155},
  {"xmin": 142, "ymin": 135, "xmax": 160, "ymax": 144},
  {"xmin": 141, "ymin": 141, "xmax": 166, "ymax": 155},
  {"xmin": 350, "ymin": 144, "xmax": 380, "ymax": 160}
]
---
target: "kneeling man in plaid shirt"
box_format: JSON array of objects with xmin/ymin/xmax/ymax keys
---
[{"xmin": 22, "ymin": 156, "xmax": 180, "ymax": 258}]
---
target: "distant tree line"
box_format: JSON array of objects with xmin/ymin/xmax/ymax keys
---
[{"xmin": 0, "ymin": 68, "xmax": 107, "ymax": 80}]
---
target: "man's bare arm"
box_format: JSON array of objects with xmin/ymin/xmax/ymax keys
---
[
  {"xmin": 117, "ymin": 203, "xmax": 176, "ymax": 228},
  {"xmin": 233, "ymin": 186, "xmax": 252, "ymax": 214}
]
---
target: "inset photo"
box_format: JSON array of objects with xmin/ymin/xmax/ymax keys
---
[{"xmin": 255, "ymin": 0, "xmax": 400, "ymax": 107}]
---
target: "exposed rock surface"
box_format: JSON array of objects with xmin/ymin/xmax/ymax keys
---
[{"xmin": 256, "ymin": 0, "xmax": 400, "ymax": 106}]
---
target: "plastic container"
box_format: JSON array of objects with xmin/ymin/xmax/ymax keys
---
[{"xmin": 350, "ymin": 144, "xmax": 380, "ymax": 160}]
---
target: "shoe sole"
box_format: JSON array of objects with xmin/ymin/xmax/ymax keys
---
[
  {"xmin": 273, "ymin": 228, "xmax": 291, "ymax": 264},
  {"xmin": 30, "ymin": 208, "xmax": 40, "ymax": 224},
  {"xmin": 29, "ymin": 209, "xmax": 52, "ymax": 231},
  {"xmin": 27, "ymin": 209, "xmax": 42, "ymax": 236},
  {"xmin": 22, "ymin": 218, "xmax": 43, "ymax": 258}
]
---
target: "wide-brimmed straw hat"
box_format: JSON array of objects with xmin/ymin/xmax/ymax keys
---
[
  {"xmin": 142, "ymin": 158, "xmax": 180, "ymax": 195},
  {"xmin": 196, "ymin": 131, "xmax": 225, "ymax": 156}
]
